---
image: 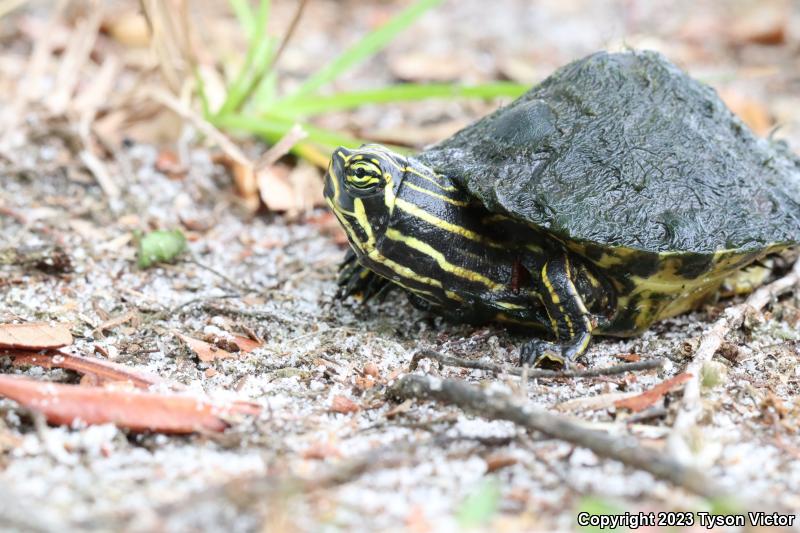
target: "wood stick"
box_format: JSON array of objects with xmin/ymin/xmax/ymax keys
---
[
  {"xmin": 389, "ymin": 374, "xmax": 723, "ymax": 499},
  {"xmin": 411, "ymin": 349, "xmax": 664, "ymax": 379},
  {"xmin": 668, "ymin": 260, "xmax": 800, "ymax": 460}
]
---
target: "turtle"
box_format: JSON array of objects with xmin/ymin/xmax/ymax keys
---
[{"xmin": 323, "ymin": 50, "xmax": 800, "ymax": 367}]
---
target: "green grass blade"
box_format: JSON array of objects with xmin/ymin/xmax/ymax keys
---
[
  {"xmin": 217, "ymin": 0, "xmax": 272, "ymax": 115},
  {"xmin": 228, "ymin": 0, "xmax": 256, "ymax": 40},
  {"xmin": 283, "ymin": 0, "xmax": 443, "ymax": 102},
  {"xmin": 252, "ymin": 0, "xmax": 271, "ymax": 44},
  {"xmin": 214, "ymin": 113, "xmax": 367, "ymax": 150},
  {"xmin": 275, "ymin": 82, "xmax": 527, "ymax": 116}
]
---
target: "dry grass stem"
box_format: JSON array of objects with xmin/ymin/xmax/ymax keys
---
[{"xmin": 668, "ymin": 260, "xmax": 800, "ymax": 461}]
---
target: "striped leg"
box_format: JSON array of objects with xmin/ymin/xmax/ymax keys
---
[
  {"xmin": 337, "ymin": 249, "xmax": 393, "ymax": 301},
  {"xmin": 520, "ymin": 255, "xmax": 593, "ymax": 368}
]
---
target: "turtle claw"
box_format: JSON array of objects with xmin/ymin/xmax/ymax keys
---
[
  {"xmin": 519, "ymin": 339, "xmax": 569, "ymax": 369},
  {"xmin": 336, "ymin": 251, "xmax": 392, "ymax": 302}
]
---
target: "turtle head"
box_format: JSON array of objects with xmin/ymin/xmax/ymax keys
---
[{"xmin": 324, "ymin": 144, "xmax": 406, "ymax": 256}]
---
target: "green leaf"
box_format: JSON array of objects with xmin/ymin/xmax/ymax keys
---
[
  {"xmin": 283, "ymin": 0, "xmax": 444, "ymax": 102},
  {"xmin": 455, "ymin": 478, "xmax": 501, "ymax": 529},
  {"xmin": 136, "ymin": 230, "xmax": 187, "ymax": 269},
  {"xmin": 273, "ymin": 82, "xmax": 527, "ymax": 117}
]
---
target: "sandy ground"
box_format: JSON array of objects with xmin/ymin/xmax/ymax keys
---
[{"xmin": 1, "ymin": 0, "xmax": 800, "ymax": 531}]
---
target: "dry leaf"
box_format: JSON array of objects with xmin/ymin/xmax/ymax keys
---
[
  {"xmin": 95, "ymin": 311, "xmax": 136, "ymax": 335},
  {"xmin": 614, "ymin": 373, "xmax": 692, "ymax": 412},
  {"xmin": 257, "ymin": 164, "xmax": 296, "ymax": 212},
  {"xmin": 301, "ymin": 441, "xmax": 342, "ymax": 460},
  {"xmin": 484, "ymin": 453, "xmax": 518, "ymax": 473},
  {"xmin": 10, "ymin": 350, "xmax": 164, "ymax": 389},
  {"xmin": 288, "ymin": 161, "xmax": 325, "ymax": 211},
  {"xmin": 388, "ymin": 51, "xmax": 472, "ymax": 82},
  {"xmin": 176, "ymin": 333, "xmax": 234, "ymax": 362},
  {"xmin": 330, "ymin": 395, "xmax": 360, "ymax": 414},
  {"xmin": 230, "ymin": 334, "xmax": 262, "ymax": 353},
  {"xmin": 555, "ymin": 391, "xmax": 638, "ymax": 413},
  {"xmin": 615, "ymin": 353, "xmax": 641, "ymax": 363},
  {"xmin": 355, "ymin": 376, "xmax": 376, "ymax": 391},
  {"xmin": 0, "ymin": 323, "xmax": 73, "ymax": 350},
  {"xmin": 363, "ymin": 362, "xmax": 381, "ymax": 379},
  {"xmin": 155, "ymin": 149, "xmax": 186, "ymax": 180},
  {"xmin": 719, "ymin": 89, "xmax": 772, "ymax": 136},
  {"xmin": 103, "ymin": 10, "xmax": 150, "ymax": 48},
  {"xmin": 0, "ymin": 375, "xmax": 252, "ymax": 433},
  {"xmin": 219, "ymin": 156, "xmax": 260, "ymax": 211},
  {"xmin": 728, "ymin": 8, "xmax": 787, "ymax": 46}
]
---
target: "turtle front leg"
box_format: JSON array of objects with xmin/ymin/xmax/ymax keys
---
[
  {"xmin": 337, "ymin": 249, "xmax": 393, "ymax": 301},
  {"xmin": 520, "ymin": 255, "xmax": 594, "ymax": 368}
]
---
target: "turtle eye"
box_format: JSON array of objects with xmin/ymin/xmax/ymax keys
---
[{"xmin": 346, "ymin": 160, "xmax": 383, "ymax": 190}]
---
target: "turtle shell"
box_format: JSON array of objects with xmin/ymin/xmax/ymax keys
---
[{"xmin": 418, "ymin": 50, "xmax": 800, "ymax": 256}]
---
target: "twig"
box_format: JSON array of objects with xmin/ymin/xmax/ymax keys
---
[
  {"xmin": 411, "ymin": 349, "xmax": 664, "ymax": 379},
  {"xmin": 254, "ymin": 124, "xmax": 307, "ymax": 171},
  {"xmin": 148, "ymin": 88, "xmax": 250, "ymax": 166},
  {"xmin": 668, "ymin": 260, "xmax": 800, "ymax": 461},
  {"xmin": 47, "ymin": 4, "xmax": 104, "ymax": 115},
  {"xmin": 389, "ymin": 374, "xmax": 723, "ymax": 499},
  {"xmin": 261, "ymin": 0, "xmax": 309, "ymax": 82},
  {"xmin": 79, "ymin": 150, "xmax": 120, "ymax": 200},
  {"xmin": 226, "ymin": 0, "xmax": 310, "ymax": 115},
  {"xmin": 185, "ymin": 258, "xmax": 249, "ymax": 293}
]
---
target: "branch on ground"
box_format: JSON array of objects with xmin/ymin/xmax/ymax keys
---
[
  {"xmin": 411, "ymin": 349, "xmax": 664, "ymax": 379},
  {"xmin": 389, "ymin": 373, "xmax": 723, "ymax": 499},
  {"xmin": 668, "ymin": 260, "xmax": 800, "ymax": 462}
]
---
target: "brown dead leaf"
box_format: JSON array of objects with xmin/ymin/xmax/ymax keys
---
[
  {"xmin": 388, "ymin": 51, "xmax": 473, "ymax": 82},
  {"xmin": 103, "ymin": 10, "xmax": 150, "ymax": 48},
  {"xmin": 555, "ymin": 391, "xmax": 638, "ymax": 413},
  {"xmin": 363, "ymin": 362, "xmax": 381, "ymax": 379},
  {"xmin": 719, "ymin": 89, "xmax": 772, "ymax": 136},
  {"xmin": 256, "ymin": 162, "xmax": 325, "ymax": 213},
  {"xmin": 251, "ymin": 124, "xmax": 318, "ymax": 213},
  {"xmin": 257, "ymin": 164, "xmax": 296, "ymax": 212},
  {"xmin": 155, "ymin": 149, "xmax": 186, "ymax": 180},
  {"xmin": 95, "ymin": 311, "xmax": 136, "ymax": 335},
  {"xmin": 355, "ymin": 376, "xmax": 376, "ymax": 391},
  {"xmin": 288, "ymin": 161, "xmax": 325, "ymax": 211},
  {"xmin": 214, "ymin": 154, "xmax": 260, "ymax": 211},
  {"xmin": 0, "ymin": 375, "xmax": 252, "ymax": 433},
  {"xmin": 176, "ymin": 333, "xmax": 234, "ymax": 362},
  {"xmin": 330, "ymin": 395, "xmax": 360, "ymax": 414},
  {"xmin": 728, "ymin": 8, "xmax": 787, "ymax": 46},
  {"xmin": 615, "ymin": 353, "xmax": 641, "ymax": 363},
  {"xmin": 10, "ymin": 350, "xmax": 164, "ymax": 389},
  {"xmin": 231, "ymin": 334, "xmax": 262, "ymax": 353},
  {"xmin": 485, "ymin": 453, "xmax": 518, "ymax": 473},
  {"xmin": 615, "ymin": 373, "xmax": 692, "ymax": 412},
  {"xmin": 302, "ymin": 441, "xmax": 342, "ymax": 460},
  {"xmin": 0, "ymin": 323, "xmax": 73, "ymax": 350}
]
